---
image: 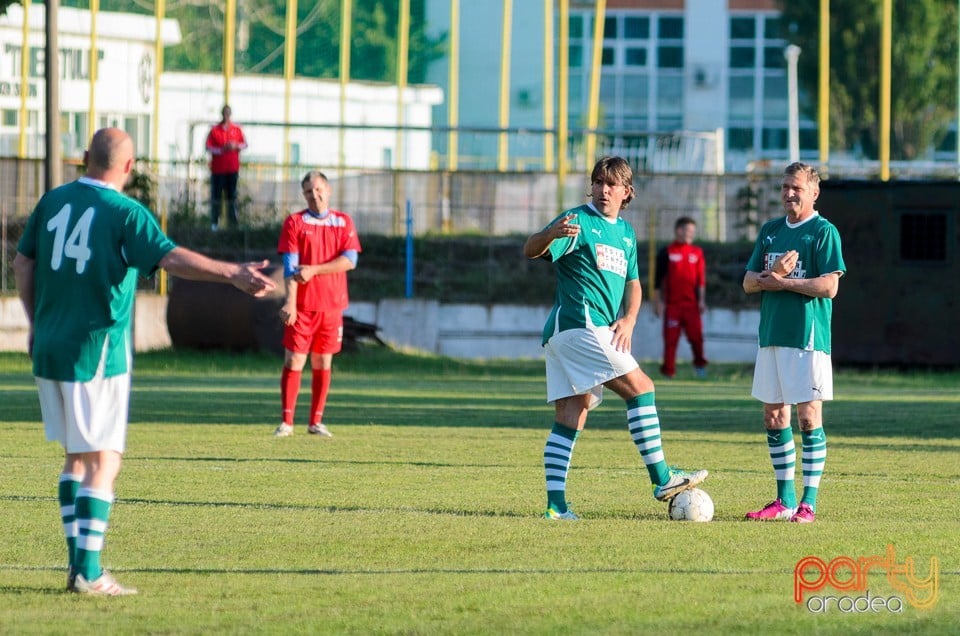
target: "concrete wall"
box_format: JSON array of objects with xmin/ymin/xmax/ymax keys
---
[
  {"xmin": 0, "ymin": 294, "xmax": 172, "ymax": 353},
  {"xmin": 0, "ymin": 295, "xmax": 759, "ymax": 364}
]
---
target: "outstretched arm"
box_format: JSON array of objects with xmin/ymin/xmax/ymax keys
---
[{"xmin": 159, "ymin": 246, "xmax": 276, "ymax": 297}]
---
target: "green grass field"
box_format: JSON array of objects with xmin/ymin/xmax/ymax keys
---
[{"xmin": 0, "ymin": 348, "xmax": 957, "ymax": 635}]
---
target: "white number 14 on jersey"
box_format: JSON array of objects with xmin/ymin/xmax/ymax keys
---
[{"xmin": 47, "ymin": 204, "xmax": 95, "ymax": 274}]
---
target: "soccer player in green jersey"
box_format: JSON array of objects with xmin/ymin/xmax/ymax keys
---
[
  {"xmin": 523, "ymin": 156, "xmax": 707, "ymax": 520},
  {"xmin": 14, "ymin": 128, "xmax": 276, "ymax": 595},
  {"xmin": 742, "ymin": 162, "xmax": 846, "ymax": 524}
]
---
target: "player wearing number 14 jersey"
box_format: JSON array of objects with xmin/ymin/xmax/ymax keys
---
[{"xmin": 15, "ymin": 128, "xmax": 275, "ymax": 595}]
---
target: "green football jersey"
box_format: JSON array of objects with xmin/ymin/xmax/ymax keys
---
[
  {"xmin": 17, "ymin": 178, "xmax": 177, "ymax": 381},
  {"xmin": 745, "ymin": 213, "xmax": 846, "ymax": 353},
  {"xmin": 540, "ymin": 204, "xmax": 639, "ymax": 344}
]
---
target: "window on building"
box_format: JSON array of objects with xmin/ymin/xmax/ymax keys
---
[
  {"xmin": 657, "ymin": 46, "xmax": 684, "ymax": 69},
  {"xmin": 730, "ymin": 17, "xmax": 755, "ymax": 39},
  {"xmin": 728, "ymin": 12, "xmax": 814, "ymax": 162},
  {"xmin": 605, "ymin": 16, "xmax": 618, "ymax": 38},
  {"xmin": 659, "ymin": 17, "xmax": 684, "ymax": 39},
  {"xmin": 625, "ymin": 47, "xmax": 646, "ymax": 67},
  {"xmin": 2, "ymin": 110, "xmax": 17, "ymax": 127},
  {"xmin": 625, "ymin": 16, "xmax": 649, "ymax": 39},
  {"xmin": 569, "ymin": 9, "xmax": 683, "ymax": 133}
]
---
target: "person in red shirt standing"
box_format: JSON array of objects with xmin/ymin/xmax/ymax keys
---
[
  {"xmin": 274, "ymin": 171, "xmax": 362, "ymax": 437},
  {"xmin": 654, "ymin": 217, "xmax": 708, "ymax": 378},
  {"xmin": 205, "ymin": 105, "xmax": 248, "ymax": 230}
]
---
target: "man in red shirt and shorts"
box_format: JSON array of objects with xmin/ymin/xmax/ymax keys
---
[
  {"xmin": 274, "ymin": 171, "xmax": 361, "ymax": 437},
  {"xmin": 654, "ymin": 216, "xmax": 708, "ymax": 378},
  {"xmin": 205, "ymin": 105, "xmax": 247, "ymax": 230}
]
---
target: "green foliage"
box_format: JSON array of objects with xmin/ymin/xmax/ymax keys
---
[
  {"xmin": 158, "ymin": 0, "xmax": 444, "ymax": 83},
  {"xmin": 780, "ymin": 0, "xmax": 958, "ymax": 160},
  {"xmin": 0, "ymin": 349, "xmax": 958, "ymax": 633}
]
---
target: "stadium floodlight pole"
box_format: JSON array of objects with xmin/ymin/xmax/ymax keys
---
[
  {"xmin": 152, "ymin": 0, "xmax": 166, "ymax": 163},
  {"xmin": 584, "ymin": 0, "xmax": 606, "ymax": 167},
  {"xmin": 283, "ymin": 0, "xmax": 298, "ymax": 180},
  {"xmin": 18, "ymin": 0, "xmax": 28, "ymax": 158},
  {"xmin": 44, "ymin": 0, "xmax": 62, "ymax": 191},
  {"xmin": 447, "ymin": 0, "xmax": 460, "ymax": 172},
  {"xmin": 785, "ymin": 45, "xmax": 801, "ymax": 163},
  {"xmin": 154, "ymin": 0, "xmax": 167, "ymax": 297},
  {"xmin": 497, "ymin": 0, "xmax": 513, "ymax": 172},
  {"xmin": 339, "ymin": 0, "xmax": 352, "ymax": 178},
  {"xmin": 557, "ymin": 0, "xmax": 569, "ymax": 213},
  {"xmin": 542, "ymin": 0, "xmax": 554, "ymax": 172},
  {"xmin": 879, "ymin": 0, "xmax": 892, "ymax": 181},
  {"xmin": 88, "ymin": 0, "xmax": 99, "ymax": 136},
  {"xmin": 818, "ymin": 0, "xmax": 829, "ymax": 172},
  {"xmin": 224, "ymin": 0, "xmax": 236, "ymax": 106},
  {"xmin": 394, "ymin": 0, "xmax": 411, "ymax": 234}
]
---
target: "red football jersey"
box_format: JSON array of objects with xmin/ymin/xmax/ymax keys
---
[
  {"xmin": 206, "ymin": 123, "xmax": 247, "ymax": 174},
  {"xmin": 655, "ymin": 242, "xmax": 705, "ymax": 306},
  {"xmin": 278, "ymin": 209, "xmax": 362, "ymax": 311}
]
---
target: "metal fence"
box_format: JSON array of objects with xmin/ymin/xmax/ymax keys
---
[{"xmin": 1, "ymin": 156, "xmax": 789, "ymax": 294}]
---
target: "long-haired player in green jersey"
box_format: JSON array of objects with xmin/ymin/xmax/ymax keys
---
[
  {"xmin": 742, "ymin": 162, "xmax": 846, "ymax": 524},
  {"xmin": 523, "ymin": 156, "xmax": 708, "ymax": 520},
  {"xmin": 14, "ymin": 128, "xmax": 276, "ymax": 595}
]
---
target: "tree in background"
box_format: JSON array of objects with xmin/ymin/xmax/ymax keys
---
[
  {"xmin": 780, "ymin": 0, "xmax": 958, "ymax": 160},
  {"xmin": 48, "ymin": 0, "xmax": 442, "ymax": 83},
  {"xmin": 164, "ymin": 0, "xmax": 443, "ymax": 83}
]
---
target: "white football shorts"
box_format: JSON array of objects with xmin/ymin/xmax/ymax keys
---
[
  {"xmin": 544, "ymin": 326, "xmax": 639, "ymax": 410},
  {"xmin": 36, "ymin": 373, "xmax": 131, "ymax": 453},
  {"xmin": 751, "ymin": 346, "xmax": 833, "ymax": 405}
]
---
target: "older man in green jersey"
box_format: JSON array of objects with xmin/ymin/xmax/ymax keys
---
[
  {"xmin": 742, "ymin": 162, "xmax": 846, "ymax": 524},
  {"xmin": 14, "ymin": 128, "xmax": 275, "ymax": 595},
  {"xmin": 523, "ymin": 156, "xmax": 707, "ymax": 520}
]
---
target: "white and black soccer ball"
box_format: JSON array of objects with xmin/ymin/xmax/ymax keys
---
[{"xmin": 667, "ymin": 488, "xmax": 714, "ymax": 522}]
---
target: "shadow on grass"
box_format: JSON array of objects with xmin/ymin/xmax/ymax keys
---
[{"xmin": 2, "ymin": 349, "xmax": 959, "ymax": 439}]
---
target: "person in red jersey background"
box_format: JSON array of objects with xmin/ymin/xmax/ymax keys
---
[
  {"xmin": 205, "ymin": 105, "xmax": 247, "ymax": 230},
  {"xmin": 274, "ymin": 171, "xmax": 361, "ymax": 438},
  {"xmin": 654, "ymin": 216, "xmax": 708, "ymax": 378}
]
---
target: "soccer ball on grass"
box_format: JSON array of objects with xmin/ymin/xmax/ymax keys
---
[{"xmin": 667, "ymin": 488, "xmax": 714, "ymax": 522}]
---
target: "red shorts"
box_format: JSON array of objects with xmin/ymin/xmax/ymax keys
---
[{"xmin": 283, "ymin": 310, "xmax": 344, "ymax": 354}]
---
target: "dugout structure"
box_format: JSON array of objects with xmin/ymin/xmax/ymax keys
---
[{"xmin": 819, "ymin": 180, "xmax": 959, "ymax": 367}]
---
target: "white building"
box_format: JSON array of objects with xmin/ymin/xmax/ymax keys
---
[
  {"xmin": 424, "ymin": 0, "xmax": 814, "ymax": 172},
  {"xmin": 0, "ymin": 6, "xmax": 442, "ymax": 169}
]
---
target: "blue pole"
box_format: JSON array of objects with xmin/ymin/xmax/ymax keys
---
[{"xmin": 405, "ymin": 199, "xmax": 414, "ymax": 298}]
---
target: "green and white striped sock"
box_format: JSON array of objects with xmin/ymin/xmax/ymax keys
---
[
  {"xmin": 627, "ymin": 393, "xmax": 670, "ymax": 486},
  {"xmin": 767, "ymin": 427, "xmax": 797, "ymax": 508},
  {"xmin": 801, "ymin": 427, "xmax": 827, "ymax": 511},
  {"xmin": 75, "ymin": 487, "xmax": 114, "ymax": 582},
  {"xmin": 58, "ymin": 473, "xmax": 82, "ymax": 570},
  {"xmin": 544, "ymin": 423, "xmax": 579, "ymax": 514}
]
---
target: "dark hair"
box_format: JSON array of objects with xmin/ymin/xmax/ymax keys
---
[
  {"xmin": 675, "ymin": 216, "xmax": 696, "ymax": 230},
  {"xmin": 590, "ymin": 156, "xmax": 635, "ymax": 209}
]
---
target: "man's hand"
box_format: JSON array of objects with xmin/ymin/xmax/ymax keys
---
[
  {"xmin": 279, "ymin": 300, "xmax": 297, "ymax": 326},
  {"xmin": 610, "ymin": 315, "xmax": 636, "ymax": 353},
  {"xmin": 756, "ymin": 270, "xmax": 787, "ymax": 291},
  {"xmin": 293, "ymin": 266, "xmax": 314, "ymax": 284},
  {"xmin": 549, "ymin": 213, "xmax": 580, "ymax": 240},
  {"xmin": 232, "ymin": 260, "xmax": 277, "ymax": 297},
  {"xmin": 772, "ymin": 250, "xmax": 799, "ymax": 276}
]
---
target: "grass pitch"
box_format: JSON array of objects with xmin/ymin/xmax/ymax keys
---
[{"xmin": 0, "ymin": 348, "xmax": 957, "ymax": 634}]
